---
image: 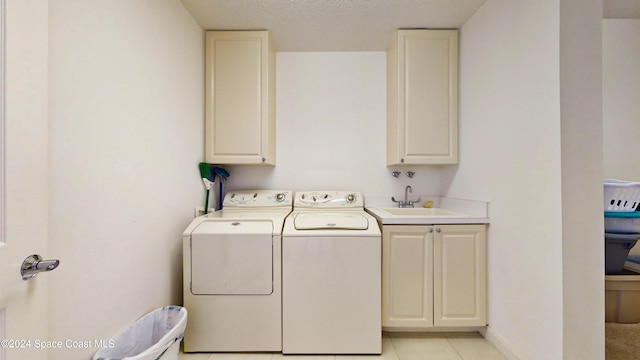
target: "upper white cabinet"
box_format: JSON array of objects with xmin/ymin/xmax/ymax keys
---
[
  {"xmin": 387, "ymin": 29, "xmax": 459, "ymax": 165},
  {"xmin": 205, "ymin": 31, "xmax": 276, "ymax": 165}
]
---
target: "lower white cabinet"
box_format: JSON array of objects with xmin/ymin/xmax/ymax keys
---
[{"xmin": 382, "ymin": 224, "xmax": 487, "ymax": 329}]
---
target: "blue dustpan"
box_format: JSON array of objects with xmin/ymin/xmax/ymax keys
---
[{"xmin": 212, "ymin": 166, "xmax": 229, "ymax": 210}]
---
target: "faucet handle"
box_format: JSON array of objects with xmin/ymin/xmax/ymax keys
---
[
  {"xmin": 391, "ymin": 197, "xmax": 404, "ymax": 208},
  {"xmin": 406, "ymin": 197, "xmax": 422, "ymax": 208}
]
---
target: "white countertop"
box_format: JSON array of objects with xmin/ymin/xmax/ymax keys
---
[{"xmin": 364, "ymin": 196, "xmax": 490, "ymax": 225}]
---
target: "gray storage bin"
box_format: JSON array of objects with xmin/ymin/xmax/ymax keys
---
[{"xmin": 606, "ymin": 233, "xmax": 640, "ymax": 275}]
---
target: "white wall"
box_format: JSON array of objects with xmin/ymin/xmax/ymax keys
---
[
  {"xmin": 603, "ymin": 20, "xmax": 640, "ymax": 181},
  {"xmin": 559, "ymin": 0, "xmax": 603, "ymax": 358},
  {"xmin": 449, "ymin": 0, "xmax": 604, "ymax": 359},
  {"xmin": 449, "ymin": 1, "xmax": 564, "ymax": 358},
  {"xmin": 603, "ymin": 19, "xmax": 640, "ymax": 257},
  {"xmin": 47, "ymin": 1, "xmax": 204, "ymax": 359},
  {"xmin": 218, "ymin": 52, "xmax": 441, "ymax": 204}
]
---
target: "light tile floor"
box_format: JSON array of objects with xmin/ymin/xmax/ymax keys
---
[{"xmin": 179, "ymin": 333, "xmax": 506, "ymax": 360}]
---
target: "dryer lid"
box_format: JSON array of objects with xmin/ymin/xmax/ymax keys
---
[
  {"xmin": 192, "ymin": 220, "xmax": 274, "ymax": 235},
  {"xmin": 294, "ymin": 212, "xmax": 369, "ymax": 230}
]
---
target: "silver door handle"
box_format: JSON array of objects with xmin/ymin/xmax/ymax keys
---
[{"xmin": 21, "ymin": 254, "xmax": 60, "ymax": 280}]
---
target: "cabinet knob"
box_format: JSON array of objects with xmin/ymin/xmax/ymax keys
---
[
  {"xmin": 261, "ymin": 157, "xmax": 266, "ymax": 162},
  {"xmin": 428, "ymin": 228, "xmax": 434, "ymax": 233},
  {"xmin": 436, "ymin": 228, "xmax": 441, "ymax": 233},
  {"xmin": 401, "ymin": 158, "xmax": 405, "ymax": 163}
]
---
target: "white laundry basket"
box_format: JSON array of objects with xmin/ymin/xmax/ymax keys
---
[
  {"xmin": 604, "ymin": 179, "xmax": 640, "ymax": 212},
  {"xmin": 93, "ymin": 306, "xmax": 187, "ymax": 360}
]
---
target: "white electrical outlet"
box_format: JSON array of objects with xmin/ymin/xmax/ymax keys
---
[{"xmin": 194, "ymin": 207, "xmax": 216, "ymax": 218}]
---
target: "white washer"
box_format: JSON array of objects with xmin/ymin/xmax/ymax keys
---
[
  {"xmin": 282, "ymin": 191, "xmax": 381, "ymax": 354},
  {"xmin": 182, "ymin": 190, "xmax": 292, "ymax": 352}
]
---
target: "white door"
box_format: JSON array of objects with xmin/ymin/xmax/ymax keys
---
[{"xmin": 0, "ymin": 1, "xmax": 50, "ymax": 359}]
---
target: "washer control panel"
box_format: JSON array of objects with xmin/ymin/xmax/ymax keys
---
[
  {"xmin": 223, "ymin": 190, "xmax": 292, "ymax": 208},
  {"xmin": 293, "ymin": 191, "xmax": 363, "ymax": 209}
]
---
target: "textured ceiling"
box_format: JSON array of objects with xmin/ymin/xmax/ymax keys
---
[
  {"xmin": 181, "ymin": 1, "xmax": 640, "ymax": 51},
  {"xmin": 180, "ymin": 0, "xmax": 486, "ymax": 51},
  {"xmin": 604, "ymin": 0, "xmax": 640, "ymax": 18}
]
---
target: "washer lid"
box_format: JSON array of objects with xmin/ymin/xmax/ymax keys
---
[{"xmin": 294, "ymin": 212, "xmax": 369, "ymax": 230}]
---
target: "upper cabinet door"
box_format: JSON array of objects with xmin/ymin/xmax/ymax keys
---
[
  {"xmin": 387, "ymin": 30, "xmax": 458, "ymax": 165},
  {"xmin": 205, "ymin": 31, "xmax": 276, "ymax": 165}
]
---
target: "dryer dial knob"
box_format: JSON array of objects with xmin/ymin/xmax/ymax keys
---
[
  {"xmin": 276, "ymin": 193, "xmax": 286, "ymax": 202},
  {"xmin": 346, "ymin": 194, "xmax": 356, "ymax": 203}
]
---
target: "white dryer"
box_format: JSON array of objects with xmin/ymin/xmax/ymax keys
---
[
  {"xmin": 182, "ymin": 190, "xmax": 292, "ymax": 352},
  {"xmin": 282, "ymin": 191, "xmax": 381, "ymax": 354}
]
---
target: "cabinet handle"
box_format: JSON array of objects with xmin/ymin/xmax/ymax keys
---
[
  {"xmin": 435, "ymin": 228, "xmax": 441, "ymax": 233},
  {"xmin": 261, "ymin": 157, "xmax": 266, "ymax": 162},
  {"xmin": 428, "ymin": 228, "xmax": 434, "ymax": 233}
]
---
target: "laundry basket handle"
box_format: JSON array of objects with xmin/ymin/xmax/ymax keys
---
[{"xmin": 153, "ymin": 333, "xmax": 184, "ymax": 360}]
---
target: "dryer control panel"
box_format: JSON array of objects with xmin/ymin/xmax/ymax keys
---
[
  {"xmin": 293, "ymin": 191, "xmax": 363, "ymax": 209},
  {"xmin": 223, "ymin": 190, "xmax": 292, "ymax": 208}
]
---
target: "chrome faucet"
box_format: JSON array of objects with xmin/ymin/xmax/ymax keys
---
[
  {"xmin": 392, "ymin": 185, "xmax": 422, "ymax": 208},
  {"xmin": 405, "ymin": 185, "xmax": 413, "ymax": 205}
]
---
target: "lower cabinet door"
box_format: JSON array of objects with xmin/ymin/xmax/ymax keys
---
[
  {"xmin": 433, "ymin": 224, "xmax": 487, "ymax": 327},
  {"xmin": 382, "ymin": 225, "xmax": 433, "ymax": 328}
]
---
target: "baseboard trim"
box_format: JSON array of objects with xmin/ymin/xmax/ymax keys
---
[
  {"xmin": 383, "ymin": 326, "xmax": 483, "ymax": 333},
  {"xmin": 480, "ymin": 326, "xmax": 528, "ymax": 360}
]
